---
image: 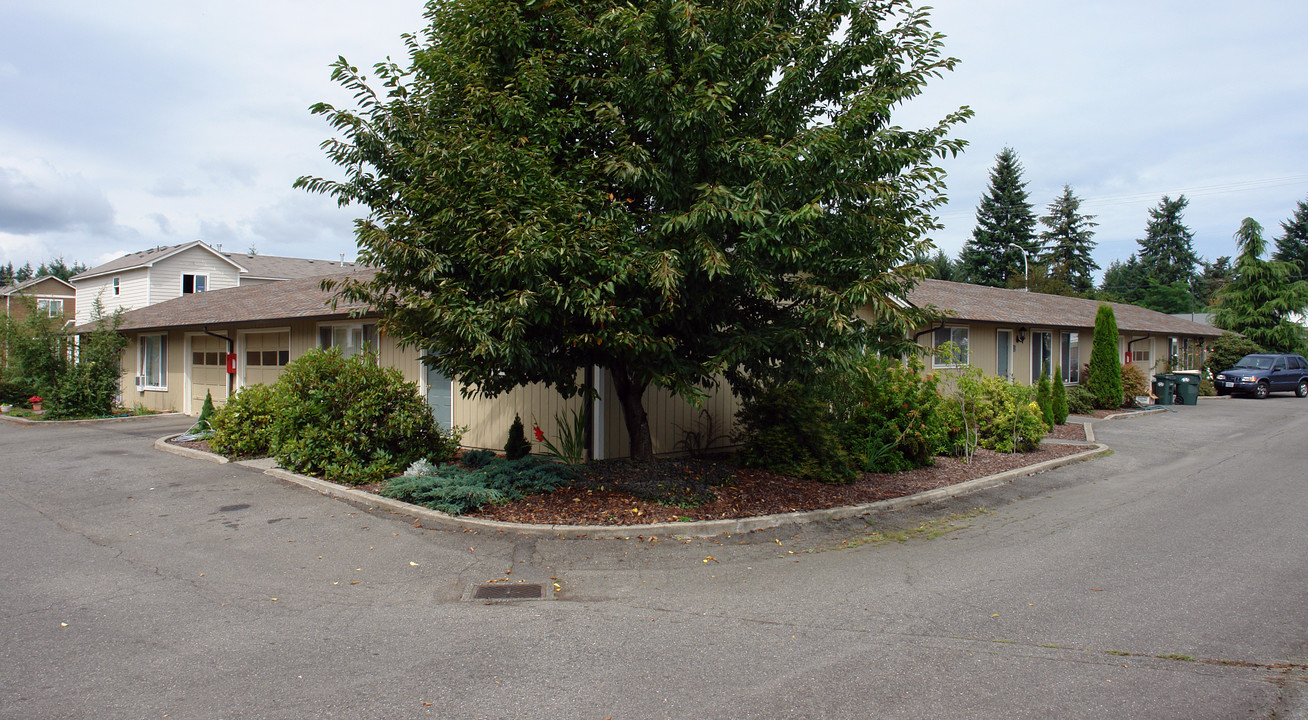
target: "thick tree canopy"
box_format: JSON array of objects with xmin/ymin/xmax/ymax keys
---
[
  {"xmin": 958, "ymin": 147, "xmax": 1037, "ymax": 288},
  {"xmin": 298, "ymin": 0, "xmax": 970, "ymax": 460},
  {"xmin": 1213, "ymin": 218, "xmax": 1308, "ymax": 354}
]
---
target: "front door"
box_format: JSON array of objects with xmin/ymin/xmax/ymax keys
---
[
  {"xmin": 425, "ymin": 363, "xmax": 453, "ymax": 431},
  {"xmin": 1031, "ymin": 331, "xmax": 1052, "ymax": 384},
  {"xmin": 996, "ymin": 330, "xmax": 1013, "ymax": 381}
]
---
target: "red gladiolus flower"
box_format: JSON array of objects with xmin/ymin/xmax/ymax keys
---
[{"xmin": 533, "ymin": 425, "xmax": 545, "ymax": 442}]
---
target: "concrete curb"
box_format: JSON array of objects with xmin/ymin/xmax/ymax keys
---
[
  {"xmin": 155, "ymin": 434, "xmax": 230, "ymax": 464},
  {"xmin": 155, "ymin": 431, "xmax": 1110, "ymax": 539},
  {"xmin": 3, "ymin": 411, "xmax": 180, "ymax": 426}
]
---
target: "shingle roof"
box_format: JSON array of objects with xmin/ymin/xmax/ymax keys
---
[
  {"xmin": 72, "ymin": 241, "xmax": 359, "ymax": 282},
  {"xmin": 0, "ymin": 275, "xmax": 76, "ymax": 296},
  {"xmin": 906, "ymin": 279, "xmax": 1223, "ymax": 337},
  {"xmin": 98, "ymin": 270, "xmax": 375, "ymax": 333}
]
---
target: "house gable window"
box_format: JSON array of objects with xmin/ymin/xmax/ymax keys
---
[
  {"xmin": 318, "ymin": 323, "xmax": 378, "ymax": 358},
  {"xmin": 932, "ymin": 326, "xmax": 969, "ymax": 367},
  {"xmin": 182, "ymin": 274, "xmax": 208, "ymax": 294},
  {"xmin": 140, "ymin": 334, "xmax": 167, "ymax": 390},
  {"xmin": 113, "ymin": 277, "xmax": 120, "ymax": 295},
  {"xmin": 1061, "ymin": 332, "xmax": 1080, "ymax": 383}
]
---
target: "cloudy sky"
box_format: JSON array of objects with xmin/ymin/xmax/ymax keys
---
[{"xmin": 3, "ymin": 0, "xmax": 1307, "ymax": 280}]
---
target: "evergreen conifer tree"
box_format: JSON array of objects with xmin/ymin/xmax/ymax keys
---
[
  {"xmin": 1051, "ymin": 364, "xmax": 1068, "ymax": 425},
  {"xmin": 958, "ymin": 147, "xmax": 1038, "ymax": 287},
  {"xmin": 1038, "ymin": 185, "xmax": 1098, "ymax": 294},
  {"xmin": 1036, "ymin": 369, "xmax": 1054, "ymax": 426},
  {"xmin": 1087, "ymin": 304, "xmax": 1123, "ymax": 410},
  {"xmin": 505, "ymin": 414, "xmax": 532, "ymax": 460},
  {"xmin": 1213, "ymin": 218, "xmax": 1308, "ymax": 354},
  {"xmin": 1272, "ymin": 197, "xmax": 1308, "ymax": 278},
  {"xmin": 1137, "ymin": 195, "xmax": 1200, "ymax": 287}
]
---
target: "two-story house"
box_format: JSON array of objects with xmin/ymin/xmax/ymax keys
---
[
  {"xmin": 71, "ymin": 241, "xmax": 358, "ymax": 325},
  {"xmin": 1, "ymin": 275, "xmax": 77, "ymax": 325}
]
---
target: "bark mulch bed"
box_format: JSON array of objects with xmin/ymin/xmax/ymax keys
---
[
  {"xmin": 473, "ymin": 440, "xmax": 1091, "ymax": 526},
  {"xmin": 169, "ymin": 423, "xmax": 1095, "ymax": 527}
]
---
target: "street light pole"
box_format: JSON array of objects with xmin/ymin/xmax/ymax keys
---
[{"xmin": 1007, "ymin": 243, "xmax": 1029, "ymax": 291}]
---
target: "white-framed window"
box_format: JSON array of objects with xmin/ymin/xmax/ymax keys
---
[
  {"xmin": 1061, "ymin": 332, "xmax": 1080, "ymax": 384},
  {"xmin": 36, "ymin": 299, "xmax": 64, "ymax": 317},
  {"xmin": 318, "ymin": 322, "xmax": 378, "ymax": 358},
  {"xmin": 140, "ymin": 334, "xmax": 167, "ymax": 389},
  {"xmin": 112, "ymin": 277, "xmax": 120, "ymax": 295},
  {"xmin": 932, "ymin": 326, "xmax": 969, "ymax": 367},
  {"xmin": 182, "ymin": 274, "xmax": 208, "ymax": 294}
]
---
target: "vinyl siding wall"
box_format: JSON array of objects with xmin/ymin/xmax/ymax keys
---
[
  {"xmin": 118, "ymin": 322, "xmax": 740, "ymax": 460},
  {"xmin": 76, "ymin": 267, "xmax": 150, "ymax": 325}
]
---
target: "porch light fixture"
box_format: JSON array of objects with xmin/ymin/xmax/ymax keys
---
[{"xmin": 1017, "ymin": 327, "xmax": 1028, "ymax": 343}]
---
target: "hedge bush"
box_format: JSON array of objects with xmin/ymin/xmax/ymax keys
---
[
  {"xmin": 942, "ymin": 374, "xmax": 1048, "ymax": 454},
  {"xmin": 734, "ymin": 382, "xmax": 853, "ymax": 483},
  {"xmin": 836, "ymin": 357, "xmax": 948, "ymax": 473},
  {"xmin": 271, "ymin": 348, "xmax": 459, "ymax": 485},
  {"xmin": 209, "ymin": 383, "xmax": 278, "ymax": 458}
]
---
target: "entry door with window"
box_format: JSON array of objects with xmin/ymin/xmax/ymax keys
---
[
  {"xmin": 996, "ymin": 330, "xmax": 1013, "ymax": 380},
  {"xmin": 425, "ymin": 362, "xmax": 453, "ymax": 431},
  {"xmin": 1031, "ymin": 331, "xmax": 1052, "ymax": 384}
]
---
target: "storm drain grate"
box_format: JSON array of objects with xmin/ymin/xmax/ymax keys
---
[{"xmin": 472, "ymin": 583, "xmax": 547, "ymax": 601}]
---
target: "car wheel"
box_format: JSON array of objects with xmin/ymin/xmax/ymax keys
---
[
  {"xmin": 1297, "ymin": 379, "xmax": 1308, "ymax": 398},
  {"xmin": 1254, "ymin": 382, "xmax": 1270, "ymax": 399}
]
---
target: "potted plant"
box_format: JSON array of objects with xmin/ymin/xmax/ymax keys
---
[{"xmin": 29, "ymin": 395, "xmax": 43, "ymax": 413}]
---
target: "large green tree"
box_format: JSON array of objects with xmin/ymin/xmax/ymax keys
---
[
  {"xmin": 298, "ymin": 0, "xmax": 970, "ymax": 461},
  {"xmin": 1272, "ymin": 197, "xmax": 1308, "ymax": 278},
  {"xmin": 1086, "ymin": 304, "xmax": 1122, "ymax": 410},
  {"xmin": 1137, "ymin": 194, "xmax": 1200, "ymax": 288},
  {"xmin": 958, "ymin": 147, "xmax": 1037, "ymax": 287},
  {"xmin": 1037, "ymin": 184, "xmax": 1098, "ymax": 294},
  {"xmin": 1213, "ymin": 218, "xmax": 1308, "ymax": 354}
]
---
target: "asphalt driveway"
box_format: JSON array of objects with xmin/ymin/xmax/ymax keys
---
[{"xmin": 1, "ymin": 400, "xmax": 1305, "ymax": 719}]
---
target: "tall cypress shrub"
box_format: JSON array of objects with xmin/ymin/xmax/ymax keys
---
[
  {"xmin": 1088, "ymin": 304, "xmax": 1123, "ymax": 409},
  {"xmin": 1036, "ymin": 369, "xmax": 1054, "ymax": 426},
  {"xmin": 1052, "ymin": 364, "xmax": 1069, "ymax": 424}
]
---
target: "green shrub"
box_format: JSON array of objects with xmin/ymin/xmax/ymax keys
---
[
  {"xmin": 505, "ymin": 414, "xmax": 532, "ymax": 460},
  {"xmin": 1205, "ymin": 333, "xmax": 1263, "ymax": 379},
  {"xmin": 1051, "ymin": 365, "xmax": 1069, "ymax": 425},
  {"xmin": 1066, "ymin": 385, "xmax": 1095, "ymax": 415},
  {"xmin": 381, "ymin": 455, "xmax": 575, "ymax": 515},
  {"xmin": 197, "ymin": 390, "xmax": 216, "ymax": 430},
  {"xmin": 0, "ymin": 378, "xmax": 38, "ymax": 406},
  {"xmin": 1035, "ymin": 369, "xmax": 1054, "ymax": 426},
  {"xmin": 271, "ymin": 348, "xmax": 459, "ymax": 485},
  {"xmin": 945, "ymin": 374, "xmax": 1048, "ymax": 455},
  {"xmin": 45, "ymin": 304, "xmax": 128, "ymax": 420},
  {"xmin": 209, "ymin": 384, "xmax": 278, "ymax": 458},
  {"xmin": 835, "ymin": 357, "xmax": 947, "ymax": 473},
  {"xmin": 460, "ymin": 449, "xmax": 496, "ymax": 468},
  {"xmin": 735, "ymin": 382, "xmax": 852, "ymax": 483},
  {"xmin": 1121, "ymin": 363, "xmax": 1149, "ymax": 406}
]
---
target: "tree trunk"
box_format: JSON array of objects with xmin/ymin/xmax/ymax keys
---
[{"xmin": 609, "ymin": 363, "xmax": 653, "ymax": 463}]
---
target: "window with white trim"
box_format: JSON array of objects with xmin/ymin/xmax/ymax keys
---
[
  {"xmin": 932, "ymin": 326, "xmax": 969, "ymax": 367},
  {"xmin": 182, "ymin": 274, "xmax": 208, "ymax": 294},
  {"xmin": 1061, "ymin": 332, "xmax": 1080, "ymax": 383},
  {"xmin": 113, "ymin": 277, "xmax": 120, "ymax": 295},
  {"xmin": 36, "ymin": 299, "xmax": 64, "ymax": 317},
  {"xmin": 318, "ymin": 323, "xmax": 378, "ymax": 358},
  {"xmin": 140, "ymin": 334, "xmax": 167, "ymax": 389}
]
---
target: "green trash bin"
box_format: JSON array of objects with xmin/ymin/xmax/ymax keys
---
[
  {"xmin": 1172, "ymin": 373, "xmax": 1200, "ymax": 405},
  {"xmin": 1152, "ymin": 375, "xmax": 1175, "ymax": 405}
]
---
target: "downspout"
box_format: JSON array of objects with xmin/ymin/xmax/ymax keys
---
[
  {"xmin": 202, "ymin": 327, "xmax": 235, "ymax": 399},
  {"xmin": 1127, "ymin": 335, "xmax": 1150, "ymax": 374}
]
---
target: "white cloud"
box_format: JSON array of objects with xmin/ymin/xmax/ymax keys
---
[{"xmin": 0, "ymin": 165, "xmax": 114, "ymax": 234}]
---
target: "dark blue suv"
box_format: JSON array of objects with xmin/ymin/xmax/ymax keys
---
[{"xmin": 1214, "ymin": 353, "xmax": 1308, "ymax": 399}]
